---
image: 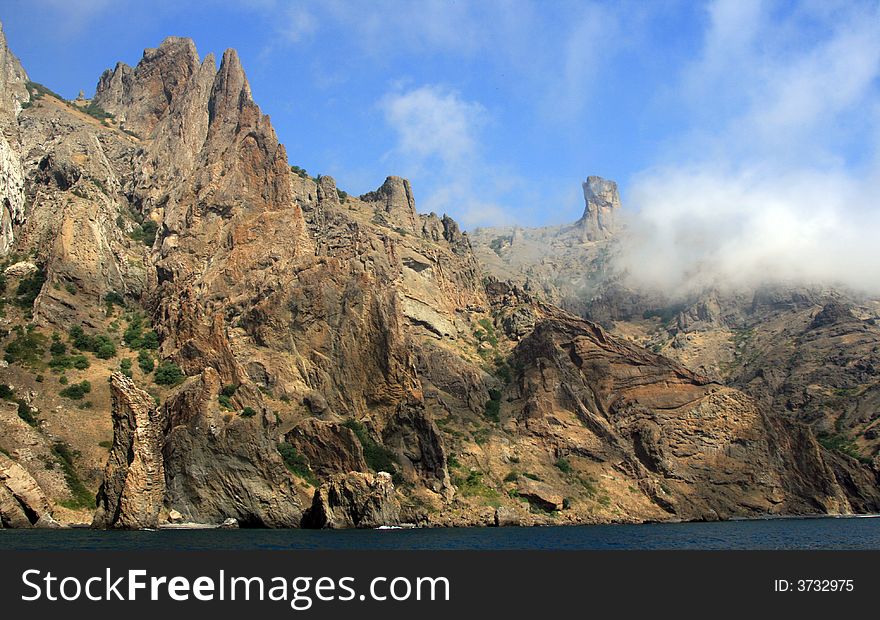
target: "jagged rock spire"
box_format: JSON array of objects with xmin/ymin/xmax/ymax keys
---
[{"xmin": 578, "ymin": 175, "xmax": 620, "ymax": 241}]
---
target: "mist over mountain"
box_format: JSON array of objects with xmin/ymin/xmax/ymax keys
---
[{"xmin": 620, "ymin": 165, "xmax": 880, "ymax": 296}]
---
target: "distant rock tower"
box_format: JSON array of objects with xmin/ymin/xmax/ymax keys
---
[
  {"xmin": 577, "ymin": 176, "xmax": 619, "ymax": 241},
  {"xmin": 360, "ymin": 176, "xmax": 419, "ymax": 233}
]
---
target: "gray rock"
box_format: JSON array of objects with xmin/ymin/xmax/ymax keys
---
[
  {"xmin": 93, "ymin": 373, "xmax": 165, "ymax": 529},
  {"xmin": 302, "ymin": 471, "xmax": 400, "ymax": 529},
  {"xmin": 578, "ymin": 176, "xmax": 619, "ymax": 241}
]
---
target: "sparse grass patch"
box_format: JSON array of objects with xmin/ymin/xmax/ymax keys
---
[
  {"xmin": 555, "ymin": 457, "xmax": 573, "ymax": 474},
  {"xmin": 277, "ymin": 443, "xmax": 317, "ymax": 485},
  {"xmin": 51, "ymin": 442, "xmax": 93, "ymax": 510},
  {"xmin": 484, "ymin": 387, "xmax": 502, "ymax": 423},
  {"xmin": 343, "ymin": 419, "xmax": 399, "ymax": 475},
  {"xmin": 452, "ymin": 470, "xmax": 502, "ymax": 507},
  {"xmin": 818, "ymin": 432, "xmax": 872, "ymax": 464}
]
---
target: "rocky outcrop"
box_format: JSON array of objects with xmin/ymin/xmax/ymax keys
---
[
  {"xmin": 508, "ymin": 309, "xmax": 852, "ymax": 519},
  {"xmin": 809, "ymin": 301, "xmax": 857, "ymax": 330},
  {"xmin": 516, "ymin": 477, "xmax": 564, "ymax": 511},
  {"xmin": 0, "ymin": 22, "xmax": 29, "ymax": 117},
  {"xmin": 361, "ymin": 176, "xmax": 419, "ymax": 233},
  {"xmin": 0, "ymin": 21, "xmax": 28, "ymax": 255},
  {"xmin": 2, "ymin": 26, "xmax": 878, "ymax": 530},
  {"xmin": 284, "ymin": 419, "xmax": 368, "ymax": 480},
  {"xmin": 578, "ymin": 176, "xmax": 619, "ymax": 241},
  {"xmin": 93, "ymin": 37, "xmax": 201, "ymax": 137},
  {"xmin": 301, "ymin": 471, "xmax": 400, "ymax": 529},
  {"xmin": 0, "ymin": 453, "xmax": 57, "ymax": 528},
  {"xmin": 162, "ymin": 367, "xmax": 302, "ymax": 527},
  {"xmin": 93, "ymin": 373, "xmax": 165, "ymax": 529}
]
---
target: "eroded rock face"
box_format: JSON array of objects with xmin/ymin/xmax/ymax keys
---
[
  {"xmin": 578, "ymin": 176, "xmax": 619, "ymax": 242},
  {"xmin": 2, "ymin": 27, "xmax": 878, "ymax": 530},
  {"xmin": 0, "ymin": 453, "xmax": 56, "ymax": 528},
  {"xmin": 93, "ymin": 37, "xmax": 201, "ymax": 137},
  {"xmin": 508, "ymin": 309, "xmax": 852, "ymax": 520},
  {"xmin": 0, "ymin": 22, "xmax": 28, "ymax": 255},
  {"xmin": 0, "ymin": 22, "xmax": 29, "ymax": 115},
  {"xmin": 93, "ymin": 373, "xmax": 165, "ymax": 529},
  {"xmin": 361, "ymin": 176, "xmax": 419, "ymax": 233},
  {"xmin": 302, "ymin": 471, "xmax": 400, "ymax": 529},
  {"xmin": 162, "ymin": 367, "xmax": 302, "ymax": 527},
  {"xmin": 284, "ymin": 419, "xmax": 368, "ymax": 480}
]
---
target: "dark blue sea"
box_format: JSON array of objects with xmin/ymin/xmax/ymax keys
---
[{"xmin": 2, "ymin": 517, "xmax": 879, "ymax": 550}]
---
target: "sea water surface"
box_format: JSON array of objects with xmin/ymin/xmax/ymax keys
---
[{"xmin": 2, "ymin": 516, "xmax": 879, "ymax": 550}]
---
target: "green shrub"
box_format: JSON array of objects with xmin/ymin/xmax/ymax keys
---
[
  {"xmin": 4, "ymin": 327, "xmax": 46, "ymax": 366},
  {"xmin": 484, "ymin": 387, "xmax": 502, "ymax": 423},
  {"xmin": 130, "ymin": 220, "xmax": 158, "ymax": 246},
  {"xmin": 818, "ymin": 432, "xmax": 872, "ymax": 464},
  {"xmin": 123, "ymin": 316, "xmax": 144, "ymax": 347},
  {"xmin": 555, "ymin": 457, "xmax": 573, "ymax": 474},
  {"xmin": 241, "ymin": 406, "xmax": 257, "ymax": 418},
  {"xmin": 68, "ymin": 325, "xmax": 116, "ymax": 359},
  {"xmin": 59, "ymin": 380, "xmax": 91, "ymax": 400},
  {"xmin": 140, "ymin": 330, "xmax": 159, "ymax": 349},
  {"xmin": 96, "ymin": 340, "xmax": 116, "ymax": 359},
  {"xmin": 290, "ymin": 165, "xmax": 309, "ymax": 178},
  {"xmin": 154, "ymin": 361, "xmax": 184, "ymax": 386},
  {"xmin": 221, "ymin": 384, "xmax": 239, "ymax": 397},
  {"xmin": 504, "ymin": 471, "xmax": 519, "ymax": 483},
  {"xmin": 50, "ymin": 341, "xmax": 67, "ymax": 356},
  {"xmin": 17, "ymin": 400, "xmax": 37, "ymax": 426},
  {"xmin": 51, "ymin": 442, "xmax": 93, "ymax": 510},
  {"xmin": 137, "ymin": 349, "xmax": 154, "ymax": 373},
  {"xmin": 14, "ymin": 269, "xmax": 47, "ymax": 309},
  {"xmin": 277, "ymin": 443, "xmax": 317, "ymax": 484},
  {"xmin": 120, "ymin": 358, "xmax": 132, "ymax": 378},
  {"xmin": 82, "ymin": 101, "xmax": 114, "ymax": 121},
  {"xmin": 343, "ymin": 419, "xmax": 398, "ymax": 474},
  {"xmin": 26, "ymin": 81, "xmax": 65, "ymax": 102},
  {"xmin": 98, "ymin": 440, "xmax": 112, "ymax": 449},
  {"xmin": 123, "ymin": 315, "xmax": 158, "ymax": 350},
  {"xmin": 104, "ymin": 291, "xmax": 125, "ymax": 307}
]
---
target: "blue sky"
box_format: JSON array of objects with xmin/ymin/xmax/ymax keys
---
[{"xmin": 2, "ymin": 0, "xmax": 880, "ymax": 286}]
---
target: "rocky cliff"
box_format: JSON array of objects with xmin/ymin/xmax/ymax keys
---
[{"xmin": 0, "ymin": 26, "xmax": 875, "ymax": 529}]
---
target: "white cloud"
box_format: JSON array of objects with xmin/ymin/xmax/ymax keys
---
[
  {"xmin": 380, "ymin": 85, "xmax": 514, "ymax": 227},
  {"xmin": 381, "ymin": 85, "xmax": 486, "ymax": 164},
  {"xmin": 622, "ymin": 0, "xmax": 880, "ymax": 295},
  {"xmin": 278, "ymin": 5, "xmax": 317, "ymax": 43}
]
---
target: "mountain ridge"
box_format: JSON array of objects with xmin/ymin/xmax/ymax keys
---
[{"xmin": 0, "ymin": 28, "xmax": 877, "ymax": 529}]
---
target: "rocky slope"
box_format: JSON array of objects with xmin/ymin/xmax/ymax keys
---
[
  {"xmin": 0, "ymin": 25, "xmax": 876, "ymax": 529},
  {"xmin": 471, "ymin": 182, "xmax": 880, "ymax": 509}
]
